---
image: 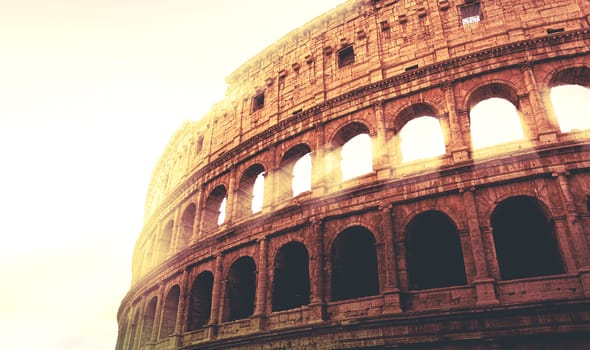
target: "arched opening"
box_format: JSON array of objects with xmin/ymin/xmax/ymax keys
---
[
  {"xmin": 468, "ymin": 84, "xmax": 525, "ymax": 149},
  {"xmin": 203, "ymin": 185, "xmax": 227, "ymax": 232},
  {"xmin": 549, "ymin": 67, "xmax": 590, "ymax": 132},
  {"xmin": 179, "ymin": 203, "xmax": 196, "ymax": 248},
  {"xmin": 278, "ymin": 144, "xmax": 312, "ymax": 200},
  {"xmin": 224, "ymin": 256, "xmax": 257, "ymax": 322},
  {"xmin": 333, "ymin": 122, "xmax": 373, "ymax": 181},
  {"xmin": 160, "ymin": 285, "xmax": 180, "ymax": 338},
  {"xmin": 331, "ymin": 226, "xmax": 379, "ymax": 301},
  {"xmin": 236, "ymin": 164, "xmax": 265, "ymax": 217},
  {"xmin": 158, "ymin": 220, "xmax": 174, "ymax": 261},
  {"xmin": 491, "ymin": 196, "xmax": 564, "ymax": 280},
  {"xmin": 405, "ymin": 211, "xmax": 467, "ymax": 290},
  {"xmin": 399, "ymin": 116, "xmax": 446, "ymax": 162},
  {"xmin": 140, "ymin": 297, "xmax": 157, "ymax": 346},
  {"xmin": 272, "ymin": 242, "xmax": 310, "ymax": 312},
  {"xmin": 187, "ymin": 271, "xmax": 214, "ymax": 331}
]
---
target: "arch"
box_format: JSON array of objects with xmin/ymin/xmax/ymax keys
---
[
  {"xmin": 236, "ymin": 164, "xmax": 266, "ymax": 217},
  {"xmin": 158, "ymin": 220, "xmax": 174, "ymax": 260},
  {"xmin": 491, "ymin": 196, "xmax": 564, "ymax": 280},
  {"xmin": 271, "ymin": 242, "xmax": 310, "ymax": 311},
  {"xmin": 405, "ymin": 210, "xmax": 467, "ymax": 290},
  {"xmin": 140, "ymin": 296, "xmax": 157, "ymax": 346},
  {"xmin": 332, "ymin": 122, "xmax": 373, "ymax": 181},
  {"xmin": 331, "ymin": 226, "xmax": 380, "ymax": 301},
  {"xmin": 179, "ymin": 203, "xmax": 196, "ymax": 248},
  {"xmin": 160, "ymin": 285, "xmax": 180, "ymax": 338},
  {"xmin": 467, "ymin": 83, "xmax": 525, "ymax": 149},
  {"xmin": 399, "ymin": 116, "xmax": 446, "ymax": 162},
  {"xmin": 278, "ymin": 144, "xmax": 313, "ymax": 199},
  {"xmin": 548, "ymin": 67, "xmax": 590, "ymax": 132},
  {"xmin": 187, "ymin": 271, "xmax": 214, "ymax": 331},
  {"xmin": 224, "ymin": 256, "xmax": 257, "ymax": 321},
  {"xmin": 203, "ymin": 185, "xmax": 227, "ymax": 232}
]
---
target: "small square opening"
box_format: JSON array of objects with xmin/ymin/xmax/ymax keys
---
[
  {"xmin": 460, "ymin": 2, "xmax": 481, "ymax": 26},
  {"xmin": 338, "ymin": 46, "xmax": 355, "ymax": 68},
  {"xmin": 252, "ymin": 92, "xmax": 265, "ymax": 112}
]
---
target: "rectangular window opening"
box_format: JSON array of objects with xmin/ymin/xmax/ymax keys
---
[
  {"xmin": 338, "ymin": 46, "xmax": 355, "ymax": 68},
  {"xmin": 252, "ymin": 92, "xmax": 265, "ymax": 112},
  {"xmin": 460, "ymin": 2, "xmax": 481, "ymax": 26}
]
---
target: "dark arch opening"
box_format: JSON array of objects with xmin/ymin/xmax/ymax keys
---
[
  {"xmin": 179, "ymin": 203, "xmax": 196, "ymax": 248},
  {"xmin": 140, "ymin": 297, "xmax": 157, "ymax": 346},
  {"xmin": 224, "ymin": 256, "xmax": 257, "ymax": 322},
  {"xmin": 405, "ymin": 210, "xmax": 467, "ymax": 290},
  {"xmin": 272, "ymin": 242, "xmax": 310, "ymax": 312},
  {"xmin": 158, "ymin": 220, "xmax": 174, "ymax": 260},
  {"xmin": 187, "ymin": 271, "xmax": 214, "ymax": 331},
  {"xmin": 203, "ymin": 185, "xmax": 227, "ymax": 232},
  {"xmin": 331, "ymin": 226, "xmax": 380, "ymax": 301},
  {"xmin": 491, "ymin": 196, "xmax": 563, "ymax": 280},
  {"xmin": 160, "ymin": 285, "xmax": 180, "ymax": 338}
]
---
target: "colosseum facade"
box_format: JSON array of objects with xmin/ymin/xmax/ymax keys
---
[{"xmin": 117, "ymin": 0, "xmax": 590, "ymax": 349}]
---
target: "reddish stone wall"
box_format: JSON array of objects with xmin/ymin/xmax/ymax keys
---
[{"xmin": 119, "ymin": 0, "xmax": 590, "ymax": 349}]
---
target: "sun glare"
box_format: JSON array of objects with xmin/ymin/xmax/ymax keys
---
[
  {"xmin": 217, "ymin": 197, "xmax": 227, "ymax": 225},
  {"xmin": 399, "ymin": 116, "xmax": 446, "ymax": 162},
  {"xmin": 470, "ymin": 97, "xmax": 525, "ymax": 149},
  {"xmin": 251, "ymin": 173, "xmax": 265, "ymax": 213},
  {"xmin": 550, "ymin": 84, "xmax": 590, "ymax": 132},
  {"xmin": 292, "ymin": 153, "xmax": 312, "ymax": 196},
  {"xmin": 341, "ymin": 133, "xmax": 373, "ymax": 181}
]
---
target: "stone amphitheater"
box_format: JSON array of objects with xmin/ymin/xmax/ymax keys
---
[{"xmin": 116, "ymin": 0, "xmax": 590, "ymax": 348}]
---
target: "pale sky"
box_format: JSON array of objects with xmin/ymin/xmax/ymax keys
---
[{"xmin": 0, "ymin": 1, "xmax": 347, "ymax": 349}]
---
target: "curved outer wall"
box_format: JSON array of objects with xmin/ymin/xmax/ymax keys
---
[{"xmin": 118, "ymin": 0, "xmax": 590, "ymax": 349}]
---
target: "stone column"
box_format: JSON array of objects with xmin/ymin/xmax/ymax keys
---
[
  {"xmin": 441, "ymin": 80, "xmax": 470, "ymax": 163},
  {"xmin": 309, "ymin": 218, "xmax": 327, "ymax": 321},
  {"xmin": 226, "ymin": 166, "xmax": 238, "ymax": 224},
  {"xmin": 520, "ymin": 61, "xmax": 558, "ymax": 143},
  {"xmin": 374, "ymin": 101, "xmax": 392, "ymax": 179},
  {"xmin": 170, "ymin": 207, "xmax": 182, "ymax": 253},
  {"xmin": 263, "ymin": 146, "xmax": 276, "ymax": 211},
  {"xmin": 554, "ymin": 172, "xmax": 590, "ymax": 295},
  {"xmin": 379, "ymin": 204, "xmax": 402, "ymax": 313},
  {"xmin": 462, "ymin": 188, "xmax": 499, "ymax": 306},
  {"xmin": 253, "ymin": 237, "xmax": 268, "ymax": 330},
  {"xmin": 151, "ymin": 284, "xmax": 166, "ymax": 344},
  {"xmin": 190, "ymin": 186, "xmax": 205, "ymax": 244},
  {"xmin": 312, "ymin": 124, "xmax": 327, "ymax": 194},
  {"xmin": 207, "ymin": 253, "xmax": 224, "ymax": 338},
  {"xmin": 172, "ymin": 269, "xmax": 189, "ymax": 346}
]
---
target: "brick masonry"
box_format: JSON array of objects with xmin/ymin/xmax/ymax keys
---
[{"xmin": 117, "ymin": 0, "xmax": 590, "ymax": 349}]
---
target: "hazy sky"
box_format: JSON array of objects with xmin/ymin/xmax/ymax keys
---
[{"xmin": 0, "ymin": 1, "xmax": 347, "ymax": 349}]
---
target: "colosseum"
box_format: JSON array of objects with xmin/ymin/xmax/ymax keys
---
[{"xmin": 116, "ymin": 0, "xmax": 590, "ymax": 349}]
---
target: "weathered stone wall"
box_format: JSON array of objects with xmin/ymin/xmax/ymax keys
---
[{"xmin": 119, "ymin": 0, "xmax": 590, "ymax": 349}]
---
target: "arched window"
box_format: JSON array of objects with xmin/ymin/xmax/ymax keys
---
[
  {"xmin": 272, "ymin": 242, "xmax": 310, "ymax": 312},
  {"xmin": 549, "ymin": 67, "xmax": 590, "ymax": 132},
  {"xmin": 179, "ymin": 203, "xmax": 196, "ymax": 249},
  {"xmin": 333, "ymin": 122, "xmax": 373, "ymax": 181},
  {"xmin": 399, "ymin": 116, "xmax": 446, "ymax": 162},
  {"xmin": 236, "ymin": 164, "xmax": 265, "ymax": 217},
  {"xmin": 160, "ymin": 285, "xmax": 180, "ymax": 338},
  {"xmin": 331, "ymin": 226, "xmax": 379, "ymax": 301},
  {"xmin": 278, "ymin": 144, "xmax": 312, "ymax": 200},
  {"xmin": 224, "ymin": 256, "xmax": 257, "ymax": 322},
  {"xmin": 140, "ymin": 297, "xmax": 157, "ymax": 346},
  {"xmin": 491, "ymin": 196, "xmax": 563, "ymax": 280},
  {"xmin": 405, "ymin": 211, "xmax": 467, "ymax": 290},
  {"xmin": 187, "ymin": 271, "xmax": 214, "ymax": 331},
  {"xmin": 468, "ymin": 84, "xmax": 525, "ymax": 149},
  {"xmin": 158, "ymin": 220, "xmax": 174, "ymax": 261},
  {"xmin": 203, "ymin": 185, "xmax": 227, "ymax": 232}
]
